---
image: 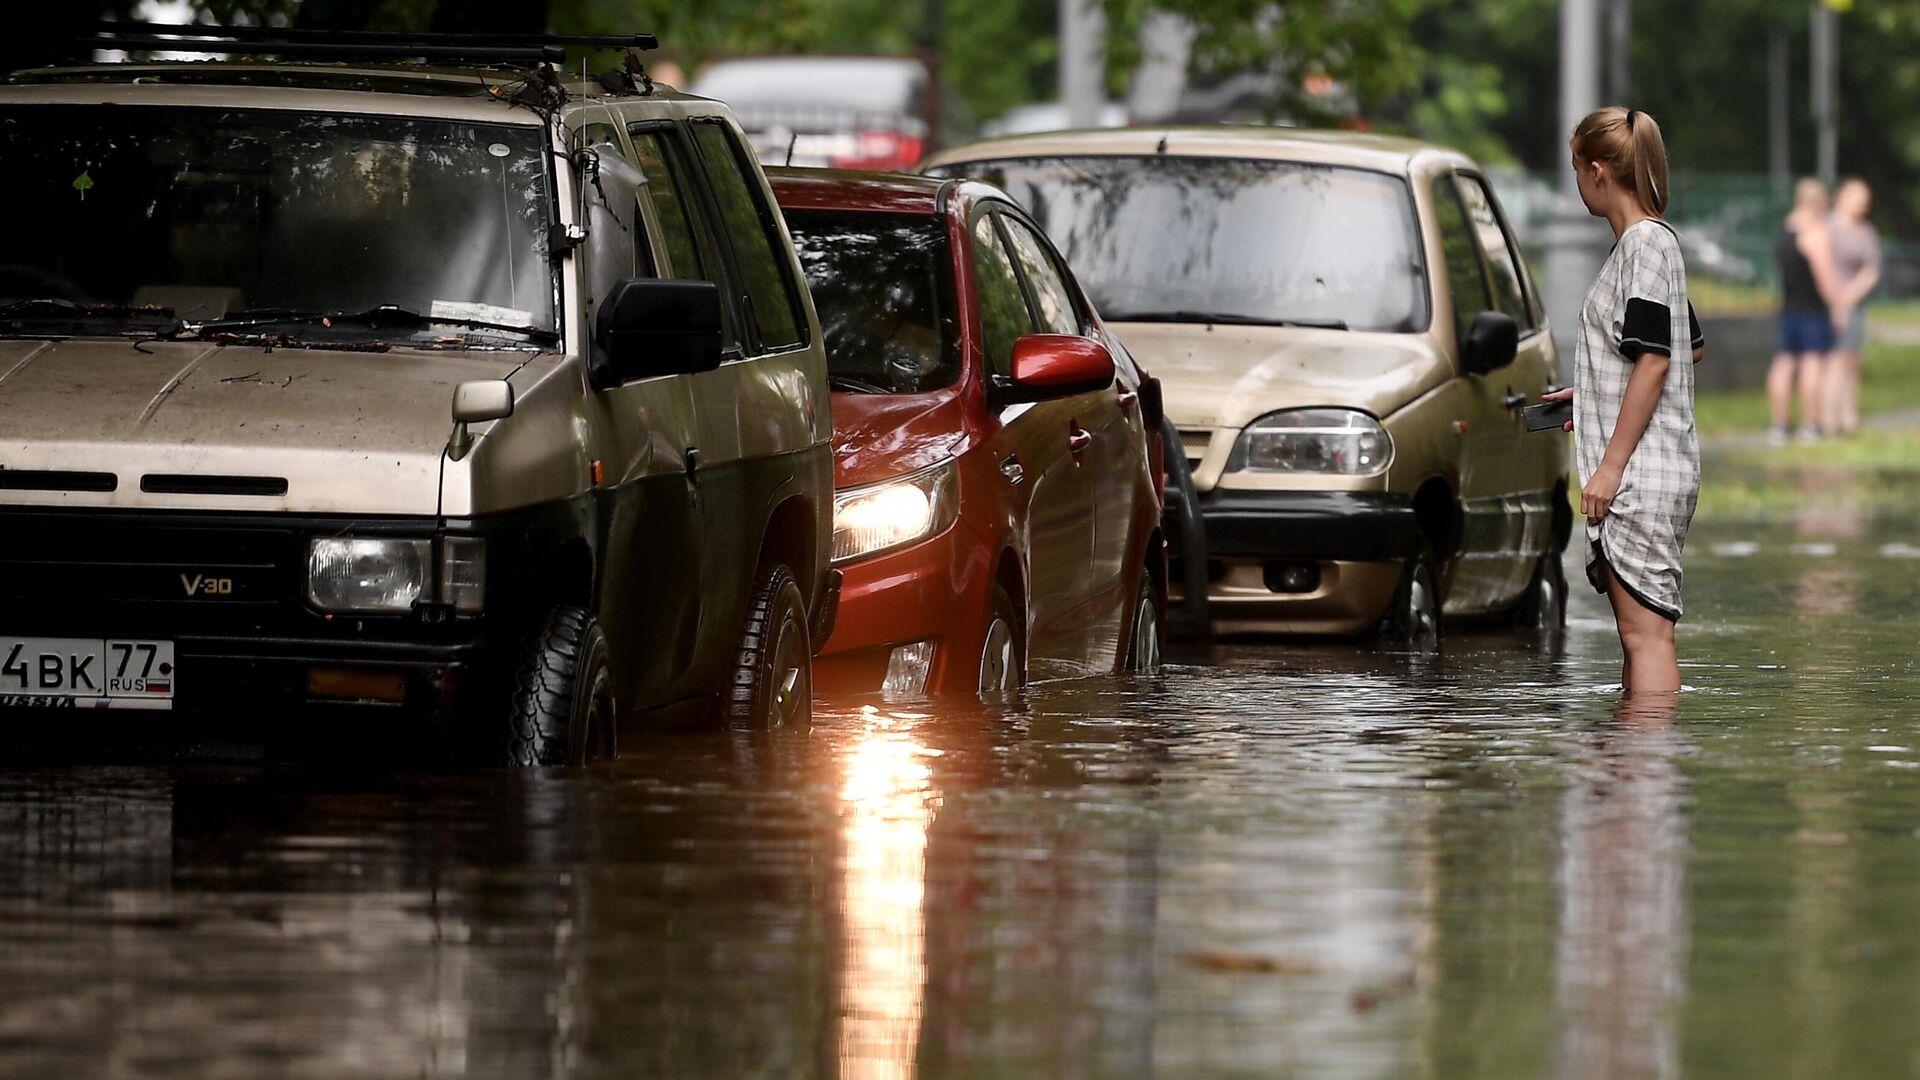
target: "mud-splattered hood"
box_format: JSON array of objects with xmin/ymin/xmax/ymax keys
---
[
  {"xmin": 1107, "ymin": 322, "xmax": 1450, "ymax": 429},
  {"xmin": 0, "ymin": 339, "xmax": 526, "ymax": 514}
]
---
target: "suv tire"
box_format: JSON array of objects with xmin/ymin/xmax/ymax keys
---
[
  {"xmin": 507, "ymin": 606, "xmax": 615, "ymax": 766},
  {"xmin": 723, "ymin": 563, "xmax": 812, "ymax": 731},
  {"xmin": 1513, "ymin": 553, "xmax": 1568, "ymax": 635},
  {"xmin": 1377, "ymin": 543, "xmax": 1443, "ymax": 652}
]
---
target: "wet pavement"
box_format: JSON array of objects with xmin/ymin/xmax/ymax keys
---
[{"xmin": 6, "ymin": 471, "xmax": 1920, "ymax": 1078}]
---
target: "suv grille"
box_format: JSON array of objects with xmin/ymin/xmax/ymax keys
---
[{"xmin": 0, "ymin": 511, "xmax": 299, "ymax": 636}]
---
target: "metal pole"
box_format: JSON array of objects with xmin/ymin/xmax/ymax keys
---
[
  {"xmin": 1543, "ymin": 0, "xmax": 1607, "ymax": 360},
  {"xmin": 1607, "ymin": 0, "xmax": 1631, "ymax": 104},
  {"xmin": 1810, "ymin": 1, "xmax": 1838, "ymax": 186},
  {"xmin": 1060, "ymin": 0, "xmax": 1106, "ymax": 128},
  {"xmin": 1769, "ymin": 26, "xmax": 1791, "ymax": 192}
]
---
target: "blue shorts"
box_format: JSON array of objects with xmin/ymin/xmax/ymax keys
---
[{"xmin": 1780, "ymin": 311, "xmax": 1834, "ymax": 355}]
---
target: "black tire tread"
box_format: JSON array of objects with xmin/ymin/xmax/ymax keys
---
[
  {"xmin": 507, "ymin": 605, "xmax": 595, "ymax": 766},
  {"xmin": 723, "ymin": 564, "xmax": 808, "ymax": 728}
]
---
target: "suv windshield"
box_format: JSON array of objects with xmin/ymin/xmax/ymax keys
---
[
  {"xmin": 783, "ymin": 209, "xmax": 959, "ymax": 394},
  {"xmin": 932, "ymin": 156, "xmax": 1428, "ymax": 333},
  {"xmin": 0, "ymin": 106, "xmax": 556, "ymax": 339}
]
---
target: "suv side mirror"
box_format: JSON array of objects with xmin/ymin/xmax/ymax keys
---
[
  {"xmin": 448, "ymin": 379, "xmax": 514, "ymax": 462},
  {"xmin": 995, "ymin": 334, "xmax": 1115, "ymax": 404},
  {"xmin": 593, "ymin": 278, "xmax": 723, "ymax": 388},
  {"xmin": 1462, "ymin": 311, "xmax": 1519, "ymax": 375}
]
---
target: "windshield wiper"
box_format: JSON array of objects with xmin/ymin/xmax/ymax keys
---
[
  {"xmin": 0, "ymin": 298, "xmax": 176, "ymax": 321},
  {"xmin": 1104, "ymin": 309, "xmax": 1349, "ymax": 330},
  {"xmin": 827, "ymin": 373, "xmax": 893, "ymax": 394},
  {"xmin": 186, "ymin": 304, "xmax": 558, "ymax": 344}
]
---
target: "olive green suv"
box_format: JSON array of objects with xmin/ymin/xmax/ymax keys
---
[
  {"xmin": 0, "ymin": 27, "xmax": 834, "ymax": 758},
  {"xmin": 925, "ymin": 128, "xmax": 1570, "ymax": 646}
]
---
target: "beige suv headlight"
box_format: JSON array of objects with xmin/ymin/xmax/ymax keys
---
[
  {"xmin": 1226, "ymin": 409, "xmax": 1392, "ymax": 476},
  {"xmin": 307, "ymin": 536, "xmax": 485, "ymax": 614}
]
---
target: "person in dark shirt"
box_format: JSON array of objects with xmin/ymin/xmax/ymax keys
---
[{"xmin": 1765, "ymin": 178, "xmax": 1845, "ymax": 444}]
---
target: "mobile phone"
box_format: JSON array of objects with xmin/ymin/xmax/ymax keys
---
[{"xmin": 1523, "ymin": 399, "xmax": 1573, "ymax": 432}]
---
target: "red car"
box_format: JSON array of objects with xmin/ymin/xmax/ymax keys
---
[{"xmin": 769, "ymin": 169, "xmax": 1167, "ymax": 696}]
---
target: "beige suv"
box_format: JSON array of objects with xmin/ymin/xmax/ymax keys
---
[
  {"xmin": 925, "ymin": 128, "xmax": 1569, "ymax": 646},
  {"xmin": 0, "ymin": 27, "xmax": 834, "ymax": 758}
]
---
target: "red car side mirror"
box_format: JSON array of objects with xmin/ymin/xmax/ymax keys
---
[{"xmin": 1000, "ymin": 334, "xmax": 1115, "ymax": 404}]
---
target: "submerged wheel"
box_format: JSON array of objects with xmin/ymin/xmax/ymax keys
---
[
  {"xmin": 979, "ymin": 584, "xmax": 1025, "ymax": 695},
  {"xmin": 1124, "ymin": 566, "xmax": 1164, "ymax": 674},
  {"xmin": 506, "ymin": 606, "xmax": 615, "ymax": 766},
  {"xmin": 1515, "ymin": 553, "xmax": 1568, "ymax": 635},
  {"xmin": 1377, "ymin": 545, "xmax": 1443, "ymax": 653},
  {"xmin": 723, "ymin": 563, "xmax": 812, "ymax": 731}
]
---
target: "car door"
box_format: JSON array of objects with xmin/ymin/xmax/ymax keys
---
[
  {"xmin": 682, "ymin": 117, "xmax": 821, "ymax": 656},
  {"xmin": 1454, "ymin": 171, "xmax": 1561, "ymax": 604},
  {"xmin": 971, "ymin": 207, "xmax": 1100, "ymax": 679},
  {"xmin": 1427, "ymin": 170, "xmax": 1517, "ymax": 614},
  {"xmin": 571, "ymin": 112, "xmax": 705, "ymax": 706},
  {"xmin": 997, "ymin": 210, "xmax": 1134, "ymax": 667}
]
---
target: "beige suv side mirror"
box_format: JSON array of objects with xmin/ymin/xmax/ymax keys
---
[{"xmin": 448, "ymin": 380, "xmax": 515, "ymax": 461}]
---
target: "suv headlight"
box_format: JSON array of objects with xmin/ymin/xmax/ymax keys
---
[
  {"xmin": 832, "ymin": 459, "xmax": 959, "ymax": 564},
  {"xmin": 1226, "ymin": 409, "xmax": 1392, "ymax": 476},
  {"xmin": 307, "ymin": 536, "xmax": 486, "ymax": 615}
]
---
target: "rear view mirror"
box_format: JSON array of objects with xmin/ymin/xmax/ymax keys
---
[
  {"xmin": 593, "ymin": 278, "xmax": 723, "ymax": 388},
  {"xmin": 995, "ymin": 334, "xmax": 1115, "ymax": 404},
  {"xmin": 1462, "ymin": 311, "xmax": 1519, "ymax": 375}
]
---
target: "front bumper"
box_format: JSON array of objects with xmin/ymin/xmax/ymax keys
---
[
  {"xmin": 1169, "ymin": 489, "xmax": 1417, "ymax": 636},
  {"xmin": 814, "ymin": 519, "xmax": 992, "ymax": 696}
]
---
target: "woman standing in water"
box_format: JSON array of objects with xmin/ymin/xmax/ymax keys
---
[{"xmin": 1541, "ymin": 108, "xmax": 1698, "ymax": 694}]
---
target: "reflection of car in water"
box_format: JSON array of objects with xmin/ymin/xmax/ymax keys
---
[
  {"xmin": 769, "ymin": 168, "xmax": 1167, "ymax": 694},
  {"xmin": 925, "ymin": 129, "xmax": 1572, "ymax": 647},
  {"xmin": 689, "ymin": 55, "xmax": 966, "ymax": 172},
  {"xmin": 0, "ymin": 26, "xmax": 834, "ymax": 758}
]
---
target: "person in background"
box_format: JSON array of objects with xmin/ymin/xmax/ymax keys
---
[
  {"xmin": 1823, "ymin": 178, "xmax": 1880, "ymax": 436},
  {"xmin": 1766, "ymin": 178, "xmax": 1845, "ymax": 444}
]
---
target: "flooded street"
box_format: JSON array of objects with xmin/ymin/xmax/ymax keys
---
[{"xmin": 6, "ymin": 473, "xmax": 1920, "ymax": 1079}]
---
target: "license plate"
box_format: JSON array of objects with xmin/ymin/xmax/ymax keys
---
[{"xmin": 0, "ymin": 637, "xmax": 176, "ymax": 710}]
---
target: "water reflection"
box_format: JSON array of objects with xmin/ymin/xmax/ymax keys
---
[
  {"xmin": 1554, "ymin": 697, "xmax": 1689, "ymax": 1080},
  {"xmin": 836, "ymin": 708, "xmax": 938, "ymax": 1079}
]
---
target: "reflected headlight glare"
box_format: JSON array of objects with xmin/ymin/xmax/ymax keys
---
[
  {"xmin": 832, "ymin": 460, "xmax": 959, "ymax": 563},
  {"xmin": 308, "ymin": 538, "xmax": 431, "ymax": 613},
  {"xmin": 1227, "ymin": 409, "xmax": 1392, "ymax": 476}
]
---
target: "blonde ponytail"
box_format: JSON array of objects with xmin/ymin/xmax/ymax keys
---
[{"xmin": 1572, "ymin": 106, "xmax": 1671, "ymax": 217}]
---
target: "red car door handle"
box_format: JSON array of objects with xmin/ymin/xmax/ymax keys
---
[
  {"xmin": 1116, "ymin": 386, "xmax": 1138, "ymax": 408},
  {"xmin": 1068, "ymin": 425, "xmax": 1093, "ymax": 455}
]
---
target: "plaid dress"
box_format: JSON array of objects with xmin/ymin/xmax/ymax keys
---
[{"xmin": 1576, "ymin": 219, "xmax": 1701, "ymax": 621}]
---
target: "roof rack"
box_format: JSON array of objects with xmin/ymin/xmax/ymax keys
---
[{"xmin": 77, "ymin": 22, "xmax": 658, "ymax": 66}]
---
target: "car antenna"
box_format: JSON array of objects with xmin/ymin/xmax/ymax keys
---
[
  {"xmin": 1155, "ymin": 133, "xmax": 1169, "ymax": 155},
  {"xmin": 784, "ymin": 132, "xmax": 799, "ymax": 167}
]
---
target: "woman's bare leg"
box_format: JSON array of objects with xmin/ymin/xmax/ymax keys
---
[
  {"xmin": 1826, "ymin": 349, "xmax": 1862, "ymax": 434},
  {"xmin": 1600, "ymin": 562, "xmax": 1680, "ymax": 693},
  {"xmin": 1766, "ymin": 353, "xmax": 1796, "ymax": 429},
  {"xmin": 1795, "ymin": 353, "xmax": 1827, "ymax": 433}
]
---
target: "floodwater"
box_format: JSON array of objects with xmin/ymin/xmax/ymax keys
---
[{"xmin": 6, "ymin": 477, "xmax": 1920, "ymax": 1079}]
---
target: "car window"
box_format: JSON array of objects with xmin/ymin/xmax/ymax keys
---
[
  {"xmin": 689, "ymin": 119, "xmax": 804, "ymax": 351},
  {"xmin": 784, "ymin": 209, "xmax": 960, "ymax": 394},
  {"xmin": 628, "ymin": 127, "xmax": 706, "ymax": 279},
  {"xmin": 1429, "ymin": 177, "xmax": 1489, "ymax": 348},
  {"xmin": 933, "ymin": 156, "xmax": 1428, "ymax": 333},
  {"xmin": 998, "ymin": 215, "xmax": 1082, "ymax": 335},
  {"xmin": 1453, "ymin": 174, "xmax": 1533, "ymax": 329},
  {"xmin": 971, "ymin": 214, "xmax": 1034, "ymax": 378}
]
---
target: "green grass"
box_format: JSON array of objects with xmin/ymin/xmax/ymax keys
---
[
  {"xmin": 1690, "ymin": 276, "xmax": 1776, "ymax": 317},
  {"xmin": 1694, "ymin": 334, "xmax": 1920, "ymax": 440}
]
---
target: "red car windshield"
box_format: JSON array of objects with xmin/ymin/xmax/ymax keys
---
[{"xmin": 783, "ymin": 209, "xmax": 961, "ymax": 394}]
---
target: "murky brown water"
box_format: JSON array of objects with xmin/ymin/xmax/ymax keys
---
[{"xmin": 6, "ymin": 476, "xmax": 1920, "ymax": 1078}]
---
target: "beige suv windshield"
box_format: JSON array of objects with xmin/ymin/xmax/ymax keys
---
[
  {"xmin": 931, "ymin": 155, "xmax": 1429, "ymax": 333},
  {"xmin": 0, "ymin": 106, "xmax": 556, "ymax": 336}
]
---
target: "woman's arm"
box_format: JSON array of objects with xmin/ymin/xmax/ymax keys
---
[
  {"xmin": 1581, "ymin": 353, "xmax": 1671, "ymax": 523},
  {"xmin": 1843, "ymin": 238, "xmax": 1882, "ymax": 308},
  {"xmin": 1798, "ymin": 223, "xmax": 1848, "ymax": 327}
]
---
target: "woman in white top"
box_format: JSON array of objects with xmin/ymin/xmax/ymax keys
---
[
  {"xmin": 1541, "ymin": 107, "xmax": 1699, "ymax": 695},
  {"xmin": 1824, "ymin": 178, "xmax": 1881, "ymax": 435}
]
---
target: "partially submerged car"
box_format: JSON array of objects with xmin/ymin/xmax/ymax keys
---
[
  {"xmin": 0, "ymin": 26, "xmax": 834, "ymax": 758},
  {"xmin": 925, "ymin": 128, "xmax": 1571, "ymax": 645},
  {"xmin": 769, "ymin": 168, "xmax": 1166, "ymax": 694}
]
